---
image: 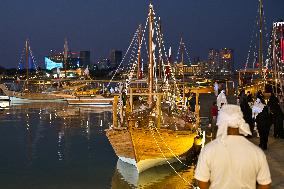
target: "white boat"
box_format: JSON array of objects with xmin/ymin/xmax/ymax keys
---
[
  {"xmin": 0, "ymin": 95, "xmax": 10, "ymax": 108},
  {"xmin": 0, "ymin": 95, "xmax": 10, "ymax": 101},
  {"xmin": 10, "ymin": 96, "xmax": 65, "ymax": 104}
]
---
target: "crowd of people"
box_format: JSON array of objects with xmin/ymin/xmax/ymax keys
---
[
  {"xmin": 210, "ymin": 87, "xmax": 284, "ymax": 150},
  {"xmin": 194, "ymin": 84, "xmax": 284, "ymax": 188}
]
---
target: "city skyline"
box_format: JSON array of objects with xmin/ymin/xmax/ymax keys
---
[{"xmin": 0, "ymin": 0, "xmax": 283, "ymax": 69}]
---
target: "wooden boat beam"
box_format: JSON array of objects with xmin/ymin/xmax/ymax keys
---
[
  {"xmin": 156, "ymin": 94, "xmax": 162, "ymax": 129},
  {"xmin": 113, "ymin": 96, "xmax": 119, "ymax": 128},
  {"xmin": 130, "ymin": 88, "xmax": 133, "ymax": 112}
]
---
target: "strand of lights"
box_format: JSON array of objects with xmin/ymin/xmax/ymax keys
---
[
  {"xmin": 153, "ymin": 17, "xmax": 182, "ymax": 105},
  {"xmin": 175, "ymin": 39, "xmax": 192, "ymax": 65},
  {"xmin": 245, "ymin": 14, "xmax": 258, "ymax": 70},
  {"xmin": 107, "ymin": 28, "xmax": 140, "ymax": 88},
  {"xmin": 153, "ymin": 17, "xmax": 183, "ymax": 107},
  {"xmin": 115, "ymin": 17, "xmax": 149, "ymax": 115},
  {"xmin": 29, "ymin": 46, "xmax": 39, "ymax": 72},
  {"xmin": 125, "ymin": 21, "xmax": 148, "ymax": 92},
  {"xmin": 18, "ymin": 47, "xmax": 26, "ymax": 71},
  {"xmin": 183, "ymin": 44, "xmax": 192, "ymax": 65}
]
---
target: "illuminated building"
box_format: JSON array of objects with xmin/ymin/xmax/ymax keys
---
[
  {"xmin": 219, "ymin": 48, "xmax": 234, "ymax": 75},
  {"xmin": 208, "ymin": 49, "xmax": 219, "ymax": 75},
  {"xmin": 45, "ymin": 57, "xmax": 63, "ymax": 70},
  {"xmin": 45, "ymin": 50, "xmax": 91, "ymax": 70},
  {"xmin": 207, "ymin": 48, "xmax": 234, "ymax": 76},
  {"xmin": 109, "ymin": 50, "xmax": 122, "ymax": 68},
  {"xmin": 270, "ymin": 21, "xmax": 284, "ymax": 62}
]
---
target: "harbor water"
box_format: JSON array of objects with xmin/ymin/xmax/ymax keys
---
[{"xmin": 0, "ymin": 102, "xmax": 196, "ymax": 189}]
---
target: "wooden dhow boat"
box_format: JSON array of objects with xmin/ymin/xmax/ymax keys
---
[
  {"xmin": 106, "ymin": 3, "xmax": 205, "ymax": 173},
  {"xmin": 66, "ymin": 82, "xmax": 114, "ymax": 106}
]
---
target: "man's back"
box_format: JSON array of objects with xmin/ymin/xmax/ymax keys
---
[{"xmin": 195, "ymin": 136, "xmax": 271, "ymax": 189}]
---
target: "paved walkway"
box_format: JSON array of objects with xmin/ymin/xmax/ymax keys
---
[{"xmin": 250, "ymin": 135, "xmax": 284, "ymax": 188}]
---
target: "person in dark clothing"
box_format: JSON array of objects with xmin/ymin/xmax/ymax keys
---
[
  {"xmin": 238, "ymin": 90, "xmax": 246, "ymax": 105},
  {"xmin": 240, "ymin": 97, "xmax": 254, "ymax": 135},
  {"xmin": 189, "ymin": 93, "xmax": 196, "ymax": 112},
  {"xmin": 268, "ymin": 92, "xmax": 279, "ymax": 104},
  {"xmin": 253, "ymin": 98, "xmax": 272, "ymax": 150},
  {"xmin": 256, "ymin": 90, "xmax": 265, "ymax": 102},
  {"xmin": 268, "ymin": 93, "xmax": 284, "ymax": 138},
  {"xmin": 247, "ymin": 91, "xmax": 254, "ymax": 105}
]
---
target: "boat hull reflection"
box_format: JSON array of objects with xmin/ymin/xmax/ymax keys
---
[{"xmin": 112, "ymin": 159, "xmax": 196, "ymax": 189}]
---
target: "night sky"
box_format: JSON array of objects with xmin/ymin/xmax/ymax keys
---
[{"xmin": 0, "ymin": 0, "xmax": 283, "ymax": 69}]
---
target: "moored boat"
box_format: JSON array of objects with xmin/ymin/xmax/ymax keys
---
[
  {"xmin": 106, "ymin": 127, "xmax": 196, "ymax": 173},
  {"xmin": 66, "ymin": 95, "xmax": 113, "ymax": 107},
  {"xmin": 0, "ymin": 95, "xmax": 10, "ymax": 108},
  {"xmin": 0, "ymin": 88, "xmax": 11, "ymax": 108},
  {"xmin": 106, "ymin": 3, "xmax": 203, "ymax": 173}
]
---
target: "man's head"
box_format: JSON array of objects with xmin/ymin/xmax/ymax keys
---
[{"xmin": 216, "ymin": 104, "xmax": 252, "ymax": 139}]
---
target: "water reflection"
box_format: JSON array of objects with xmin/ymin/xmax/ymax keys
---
[
  {"xmin": 0, "ymin": 102, "xmax": 198, "ymax": 188},
  {"xmin": 0, "ymin": 102, "xmax": 116, "ymax": 189},
  {"xmin": 112, "ymin": 156, "xmax": 197, "ymax": 189}
]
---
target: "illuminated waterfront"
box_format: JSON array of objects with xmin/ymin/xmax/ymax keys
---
[{"xmin": 0, "ymin": 103, "xmax": 197, "ymax": 189}]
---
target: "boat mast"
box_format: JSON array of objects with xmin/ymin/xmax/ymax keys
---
[
  {"xmin": 181, "ymin": 37, "xmax": 184, "ymax": 65},
  {"xmin": 158, "ymin": 18, "xmax": 162, "ymax": 79},
  {"xmin": 64, "ymin": 38, "xmax": 68, "ymax": 78},
  {"xmin": 258, "ymin": 0, "xmax": 263, "ymax": 77},
  {"xmin": 25, "ymin": 39, "xmax": 29, "ymax": 89},
  {"xmin": 137, "ymin": 24, "xmax": 142, "ymax": 79},
  {"xmin": 180, "ymin": 37, "xmax": 185, "ymax": 83},
  {"xmin": 148, "ymin": 3, "xmax": 154, "ymax": 106}
]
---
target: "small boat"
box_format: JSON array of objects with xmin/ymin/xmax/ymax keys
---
[
  {"xmin": 0, "ymin": 95, "xmax": 10, "ymax": 101},
  {"xmin": 0, "ymin": 88, "xmax": 10, "ymax": 108},
  {"xmin": 10, "ymin": 95, "xmax": 64, "ymax": 104},
  {"xmin": 66, "ymin": 95, "xmax": 113, "ymax": 107},
  {"xmin": 0, "ymin": 95, "xmax": 10, "ymax": 108}
]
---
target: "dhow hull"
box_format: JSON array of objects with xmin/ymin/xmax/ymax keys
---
[{"xmin": 106, "ymin": 127, "xmax": 196, "ymax": 173}]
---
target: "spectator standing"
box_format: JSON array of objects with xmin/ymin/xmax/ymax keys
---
[
  {"xmin": 247, "ymin": 91, "xmax": 254, "ymax": 107},
  {"xmin": 240, "ymin": 96, "xmax": 254, "ymax": 135},
  {"xmin": 256, "ymin": 90, "xmax": 265, "ymax": 102},
  {"xmin": 252, "ymin": 98, "xmax": 272, "ymax": 150},
  {"xmin": 268, "ymin": 93, "xmax": 284, "ymax": 139},
  {"xmin": 217, "ymin": 90, "xmax": 227, "ymax": 110},
  {"xmin": 209, "ymin": 101, "xmax": 218, "ymax": 138},
  {"xmin": 214, "ymin": 82, "xmax": 219, "ymax": 97},
  {"xmin": 195, "ymin": 104, "xmax": 271, "ymax": 189},
  {"xmin": 238, "ymin": 89, "xmax": 246, "ymax": 106}
]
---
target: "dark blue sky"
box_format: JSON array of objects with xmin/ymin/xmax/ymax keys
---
[{"xmin": 0, "ymin": 0, "xmax": 283, "ymax": 69}]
